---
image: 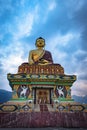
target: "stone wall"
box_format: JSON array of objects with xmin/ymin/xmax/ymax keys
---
[{"xmin": 0, "ymin": 112, "xmax": 87, "ymax": 128}]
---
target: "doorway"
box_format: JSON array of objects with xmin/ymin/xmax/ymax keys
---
[{"xmin": 36, "ymin": 89, "xmax": 51, "ymax": 104}]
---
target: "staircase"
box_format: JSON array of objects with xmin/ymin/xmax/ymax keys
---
[
  {"xmin": 34, "ymin": 104, "xmax": 54, "ymax": 112},
  {"xmin": 40, "ymin": 104, "xmax": 48, "ymax": 111}
]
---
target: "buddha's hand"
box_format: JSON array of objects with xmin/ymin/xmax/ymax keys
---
[{"xmin": 38, "ymin": 59, "xmax": 51, "ymax": 65}]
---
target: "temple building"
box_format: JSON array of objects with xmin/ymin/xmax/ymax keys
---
[
  {"xmin": 0, "ymin": 37, "xmax": 87, "ymax": 116},
  {"xmin": 2, "ymin": 37, "xmax": 77, "ymax": 112}
]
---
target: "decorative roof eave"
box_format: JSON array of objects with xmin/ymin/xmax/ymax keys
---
[
  {"xmin": 7, "ymin": 73, "xmax": 76, "ymax": 87},
  {"xmin": 8, "ymin": 78, "xmax": 76, "ymax": 83},
  {"xmin": 7, "ymin": 73, "xmax": 76, "ymax": 81}
]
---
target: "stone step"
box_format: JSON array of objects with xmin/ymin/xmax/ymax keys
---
[{"xmin": 34, "ymin": 104, "xmax": 54, "ymax": 112}]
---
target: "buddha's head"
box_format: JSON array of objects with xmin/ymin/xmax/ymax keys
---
[{"xmin": 35, "ymin": 37, "xmax": 45, "ymax": 48}]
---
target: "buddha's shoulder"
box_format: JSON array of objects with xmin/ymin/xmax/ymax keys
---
[
  {"xmin": 45, "ymin": 50, "xmax": 52, "ymax": 54},
  {"xmin": 29, "ymin": 49, "xmax": 37, "ymax": 53}
]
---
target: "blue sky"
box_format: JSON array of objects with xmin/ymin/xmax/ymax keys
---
[{"xmin": 0, "ymin": 0, "xmax": 87, "ymax": 96}]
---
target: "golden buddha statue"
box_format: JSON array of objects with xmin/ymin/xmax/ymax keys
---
[{"xmin": 28, "ymin": 37, "xmax": 53, "ymax": 65}]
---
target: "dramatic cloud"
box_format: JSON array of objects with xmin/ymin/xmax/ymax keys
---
[{"xmin": 0, "ymin": 0, "xmax": 87, "ymax": 96}]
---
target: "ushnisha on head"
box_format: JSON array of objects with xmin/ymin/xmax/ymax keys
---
[{"xmin": 35, "ymin": 37, "xmax": 45, "ymax": 48}]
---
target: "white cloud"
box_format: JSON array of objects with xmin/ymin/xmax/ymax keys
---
[
  {"xmin": 65, "ymin": 0, "xmax": 84, "ymax": 18},
  {"xmin": 69, "ymin": 49, "xmax": 87, "ymax": 97},
  {"xmin": 0, "ymin": 75, "xmax": 12, "ymax": 91},
  {"xmin": 68, "ymin": 0, "xmax": 84, "ymax": 11},
  {"xmin": 0, "ymin": 4, "xmax": 39, "ymax": 91},
  {"xmin": 72, "ymin": 80, "xmax": 87, "ymax": 96},
  {"xmin": 71, "ymin": 49, "xmax": 87, "ymax": 76},
  {"xmin": 47, "ymin": 32, "xmax": 80, "ymax": 49},
  {"xmin": 13, "ymin": 13, "xmax": 34, "ymax": 40},
  {"xmin": 46, "ymin": 32, "xmax": 80, "ymax": 64},
  {"xmin": 48, "ymin": 0, "xmax": 56, "ymax": 11},
  {"xmin": 0, "ymin": 40, "xmax": 32, "ymax": 91},
  {"xmin": 58, "ymin": 33, "xmax": 80, "ymax": 46},
  {"xmin": 40, "ymin": 0, "xmax": 57, "ymax": 23},
  {"xmin": 0, "ymin": 42, "xmax": 31, "ymax": 91},
  {"xmin": 20, "ymin": 0, "xmax": 26, "ymax": 7},
  {"xmin": 74, "ymin": 49, "xmax": 87, "ymax": 56},
  {"xmin": 4, "ymin": 5, "xmax": 39, "ymax": 41},
  {"xmin": 0, "ymin": 40, "xmax": 32, "ymax": 73},
  {"xmin": 0, "ymin": 43, "xmax": 23, "ymax": 73}
]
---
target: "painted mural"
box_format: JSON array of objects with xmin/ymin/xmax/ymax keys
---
[
  {"xmin": 55, "ymin": 86, "xmax": 67, "ymax": 98},
  {"xmin": 17, "ymin": 85, "xmax": 30, "ymax": 99}
]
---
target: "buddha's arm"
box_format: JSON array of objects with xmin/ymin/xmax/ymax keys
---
[{"xmin": 28, "ymin": 51, "xmax": 34, "ymax": 64}]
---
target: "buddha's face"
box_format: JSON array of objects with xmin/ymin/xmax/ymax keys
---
[{"xmin": 36, "ymin": 38, "xmax": 45, "ymax": 48}]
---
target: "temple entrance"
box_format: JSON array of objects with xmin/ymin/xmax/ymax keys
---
[
  {"xmin": 36, "ymin": 89, "xmax": 50, "ymax": 104},
  {"xmin": 33, "ymin": 88, "xmax": 52, "ymax": 104}
]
